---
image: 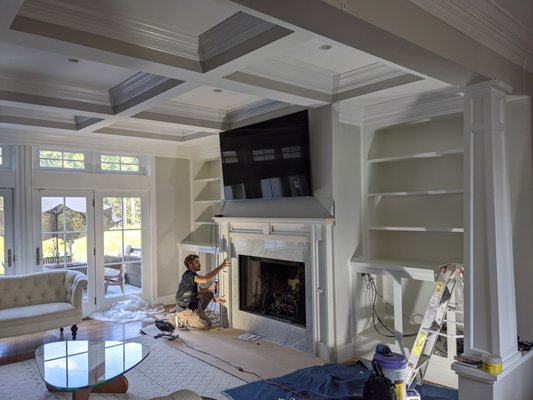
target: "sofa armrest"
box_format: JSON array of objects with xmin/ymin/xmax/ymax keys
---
[{"xmin": 67, "ymin": 271, "xmax": 88, "ymax": 309}]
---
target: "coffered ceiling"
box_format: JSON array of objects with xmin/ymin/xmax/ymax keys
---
[{"xmin": 0, "ymin": 0, "xmax": 530, "ymax": 156}]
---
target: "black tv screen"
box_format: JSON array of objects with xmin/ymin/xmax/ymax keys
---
[{"xmin": 219, "ymin": 110, "xmax": 312, "ymax": 200}]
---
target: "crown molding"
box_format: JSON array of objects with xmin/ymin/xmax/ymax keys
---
[
  {"xmin": 0, "ymin": 73, "xmax": 109, "ymax": 105},
  {"xmin": 225, "ymin": 99, "xmax": 290, "ymax": 123},
  {"xmin": 336, "ymin": 102, "xmax": 364, "ymax": 126},
  {"xmin": 334, "ymin": 62, "xmax": 406, "ymax": 94},
  {"xmin": 199, "ymin": 11, "xmax": 276, "ymax": 61},
  {"xmin": 148, "ymin": 100, "xmax": 227, "ymax": 123},
  {"xmin": 362, "ymin": 92, "xmax": 464, "ymax": 128},
  {"xmin": 410, "ymin": 0, "xmax": 533, "ymax": 74},
  {"xmin": 19, "ymin": 0, "xmax": 199, "ymax": 61},
  {"xmin": 0, "ymin": 125, "xmax": 191, "ymax": 158}
]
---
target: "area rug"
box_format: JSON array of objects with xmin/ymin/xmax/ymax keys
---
[
  {"xmin": 0, "ymin": 335, "xmax": 244, "ymax": 400},
  {"xmin": 223, "ymin": 362, "xmax": 458, "ymax": 400}
]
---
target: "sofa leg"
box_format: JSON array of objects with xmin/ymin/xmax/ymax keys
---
[{"xmin": 71, "ymin": 324, "xmax": 78, "ymax": 340}]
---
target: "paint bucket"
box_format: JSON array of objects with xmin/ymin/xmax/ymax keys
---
[{"xmin": 373, "ymin": 346, "xmax": 408, "ymax": 400}]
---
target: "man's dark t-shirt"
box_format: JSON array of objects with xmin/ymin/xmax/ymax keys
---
[{"xmin": 175, "ymin": 270, "xmax": 199, "ymax": 312}]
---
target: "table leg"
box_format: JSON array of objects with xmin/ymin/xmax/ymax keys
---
[
  {"xmin": 92, "ymin": 375, "xmax": 129, "ymax": 393},
  {"xmin": 72, "ymin": 387, "xmax": 92, "ymax": 400},
  {"xmin": 46, "ymin": 375, "xmax": 129, "ymax": 399}
]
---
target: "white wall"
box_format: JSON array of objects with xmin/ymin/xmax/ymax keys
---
[
  {"xmin": 331, "ymin": 106, "xmax": 362, "ymax": 358},
  {"xmin": 506, "ymin": 97, "xmax": 533, "ymax": 339},
  {"xmin": 154, "ymin": 157, "xmax": 190, "ymax": 300}
]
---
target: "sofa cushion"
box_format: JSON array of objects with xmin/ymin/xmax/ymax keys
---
[
  {"xmin": 0, "ymin": 303, "xmax": 81, "ymax": 337},
  {"xmin": 0, "ymin": 271, "xmax": 70, "ymax": 309}
]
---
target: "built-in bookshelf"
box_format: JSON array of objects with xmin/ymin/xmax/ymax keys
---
[
  {"xmin": 362, "ymin": 114, "xmax": 464, "ymax": 268},
  {"xmin": 351, "ymin": 114, "xmax": 464, "ymax": 388}
]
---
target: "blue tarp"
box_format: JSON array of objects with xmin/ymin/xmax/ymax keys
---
[{"xmin": 223, "ymin": 362, "xmax": 458, "ymax": 400}]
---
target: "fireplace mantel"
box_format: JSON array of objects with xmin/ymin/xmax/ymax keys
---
[{"xmin": 214, "ymin": 217, "xmax": 336, "ymax": 360}]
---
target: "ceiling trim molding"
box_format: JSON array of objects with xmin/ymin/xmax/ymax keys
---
[
  {"xmin": 132, "ymin": 111, "xmax": 224, "ymax": 132},
  {"xmin": 362, "ymin": 93, "xmax": 464, "ymax": 128},
  {"xmin": 410, "ymin": 0, "xmax": 533, "ymax": 73},
  {"xmin": 199, "ymin": 11, "xmax": 277, "ymax": 61},
  {"xmin": 0, "ymin": 89, "xmax": 113, "ymax": 116},
  {"xmin": 19, "ymin": 0, "xmax": 199, "ymax": 60},
  {"xmin": 0, "ymin": 125, "xmax": 191, "ymax": 158},
  {"xmin": 337, "ymin": 103, "xmax": 364, "ymax": 126},
  {"xmin": 145, "ymin": 100, "xmax": 227, "ymax": 124},
  {"xmin": 225, "ymin": 99, "xmax": 290, "ymax": 123},
  {"xmin": 10, "ymin": 16, "xmax": 203, "ymax": 73},
  {"xmin": 109, "ymin": 72, "xmax": 171, "ymax": 107},
  {"xmin": 0, "ymin": 115, "xmax": 75, "ymax": 130},
  {"xmin": 334, "ymin": 62, "xmax": 407, "ymax": 93},
  {"xmin": 0, "ymin": 73, "xmax": 109, "ymax": 105}
]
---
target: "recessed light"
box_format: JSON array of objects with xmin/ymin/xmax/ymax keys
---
[
  {"xmin": 319, "ymin": 44, "xmax": 332, "ymax": 51},
  {"xmin": 67, "ymin": 58, "xmax": 79, "ymax": 63},
  {"xmin": 213, "ymin": 89, "xmax": 223, "ymax": 93}
]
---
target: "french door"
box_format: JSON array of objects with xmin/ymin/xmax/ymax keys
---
[
  {"xmin": 0, "ymin": 189, "xmax": 14, "ymax": 276},
  {"xmin": 33, "ymin": 190, "xmax": 149, "ymax": 314},
  {"xmin": 33, "ymin": 190, "xmax": 96, "ymax": 314}
]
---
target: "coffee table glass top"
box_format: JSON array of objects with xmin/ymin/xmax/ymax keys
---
[{"xmin": 35, "ymin": 340, "xmax": 149, "ymax": 390}]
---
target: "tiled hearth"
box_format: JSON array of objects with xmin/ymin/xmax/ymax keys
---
[{"xmin": 215, "ymin": 218, "xmax": 334, "ymax": 359}]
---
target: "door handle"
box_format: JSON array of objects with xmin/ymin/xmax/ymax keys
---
[
  {"xmin": 36, "ymin": 247, "xmax": 41, "ymax": 265},
  {"xmin": 7, "ymin": 249, "xmax": 12, "ymax": 267}
]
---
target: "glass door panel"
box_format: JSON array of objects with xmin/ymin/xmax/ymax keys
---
[
  {"xmin": 102, "ymin": 196, "xmax": 142, "ymax": 299},
  {"xmin": 0, "ymin": 189, "xmax": 14, "ymax": 276},
  {"xmin": 35, "ymin": 190, "xmax": 94, "ymax": 314}
]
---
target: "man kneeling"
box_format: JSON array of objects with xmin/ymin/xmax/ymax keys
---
[{"xmin": 175, "ymin": 254, "xmax": 231, "ymax": 330}]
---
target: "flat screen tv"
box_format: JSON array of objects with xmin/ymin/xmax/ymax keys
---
[{"xmin": 219, "ymin": 110, "xmax": 312, "ymax": 200}]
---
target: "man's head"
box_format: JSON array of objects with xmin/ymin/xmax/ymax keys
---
[{"xmin": 184, "ymin": 254, "xmax": 201, "ymax": 272}]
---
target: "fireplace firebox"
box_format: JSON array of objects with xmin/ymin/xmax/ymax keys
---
[{"xmin": 239, "ymin": 255, "xmax": 306, "ymax": 327}]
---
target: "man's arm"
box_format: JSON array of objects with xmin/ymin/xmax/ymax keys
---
[{"xmin": 194, "ymin": 257, "xmax": 231, "ymax": 284}]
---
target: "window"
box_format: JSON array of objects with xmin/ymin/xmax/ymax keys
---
[
  {"xmin": 39, "ymin": 150, "xmax": 86, "ymax": 170},
  {"xmin": 100, "ymin": 154, "xmax": 142, "ymax": 174},
  {"xmin": 0, "ymin": 145, "xmax": 14, "ymax": 169}
]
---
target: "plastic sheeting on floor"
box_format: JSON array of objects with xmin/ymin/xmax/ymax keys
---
[{"xmin": 90, "ymin": 295, "xmax": 165, "ymax": 322}]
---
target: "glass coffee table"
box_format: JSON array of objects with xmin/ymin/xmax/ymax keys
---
[{"xmin": 35, "ymin": 340, "xmax": 149, "ymax": 400}]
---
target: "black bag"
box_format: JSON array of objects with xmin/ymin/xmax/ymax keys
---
[{"xmin": 363, "ymin": 360, "xmax": 397, "ymax": 400}]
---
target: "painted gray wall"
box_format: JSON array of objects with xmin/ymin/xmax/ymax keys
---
[
  {"xmin": 506, "ymin": 97, "xmax": 533, "ymax": 339},
  {"xmin": 155, "ymin": 157, "xmax": 190, "ymax": 298}
]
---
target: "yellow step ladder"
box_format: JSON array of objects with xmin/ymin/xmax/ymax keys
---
[{"xmin": 405, "ymin": 263, "xmax": 464, "ymax": 387}]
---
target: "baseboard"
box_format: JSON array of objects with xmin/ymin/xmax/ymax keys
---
[
  {"xmin": 157, "ymin": 295, "xmax": 175, "ymax": 307},
  {"xmin": 334, "ymin": 342, "xmax": 354, "ymax": 362}
]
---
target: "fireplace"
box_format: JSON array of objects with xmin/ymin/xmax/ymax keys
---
[
  {"xmin": 239, "ymin": 255, "xmax": 306, "ymax": 327},
  {"xmin": 215, "ymin": 218, "xmax": 334, "ymax": 358}
]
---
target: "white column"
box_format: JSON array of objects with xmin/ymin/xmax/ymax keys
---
[{"xmin": 462, "ymin": 80, "xmax": 520, "ymax": 368}]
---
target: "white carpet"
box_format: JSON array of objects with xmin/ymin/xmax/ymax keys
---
[{"xmin": 0, "ymin": 335, "xmax": 245, "ymax": 400}]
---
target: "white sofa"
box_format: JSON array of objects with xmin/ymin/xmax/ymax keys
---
[{"xmin": 0, "ymin": 270, "xmax": 88, "ymax": 338}]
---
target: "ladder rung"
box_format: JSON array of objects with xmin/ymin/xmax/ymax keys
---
[{"xmin": 425, "ymin": 330, "xmax": 464, "ymax": 338}]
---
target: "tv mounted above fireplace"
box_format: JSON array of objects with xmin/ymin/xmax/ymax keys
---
[{"xmin": 219, "ymin": 110, "xmax": 312, "ymax": 200}]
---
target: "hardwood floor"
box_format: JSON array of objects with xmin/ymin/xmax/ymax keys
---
[{"xmin": 0, "ymin": 318, "xmax": 147, "ymax": 365}]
